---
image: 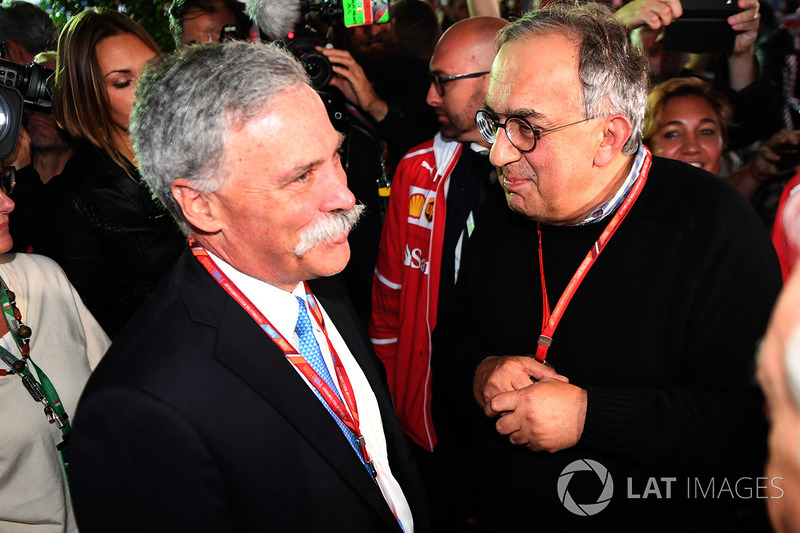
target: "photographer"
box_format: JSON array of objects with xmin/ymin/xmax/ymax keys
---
[
  {"xmin": 168, "ymin": 0, "xmax": 252, "ymax": 46},
  {"xmin": 318, "ymin": 0, "xmax": 439, "ymax": 172},
  {"xmin": 0, "ymin": 4, "xmax": 72, "ymax": 253},
  {"xmin": 8, "ymin": 52, "xmax": 76, "ymax": 255}
]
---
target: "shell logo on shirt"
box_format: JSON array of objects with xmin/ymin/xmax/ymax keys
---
[
  {"xmin": 408, "ymin": 186, "xmax": 435, "ymax": 229},
  {"xmin": 409, "ymin": 193, "xmax": 425, "ymax": 219}
]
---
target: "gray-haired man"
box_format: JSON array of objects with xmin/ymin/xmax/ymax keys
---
[
  {"xmin": 433, "ymin": 2, "xmax": 780, "ymax": 530},
  {"xmin": 67, "ymin": 42, "xmax": 427, "ymax": 533}
]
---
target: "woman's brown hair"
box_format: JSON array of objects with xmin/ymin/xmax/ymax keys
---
[{"xmin": 53, "ymin": 8, "xmax": 160, "ymax": 172}]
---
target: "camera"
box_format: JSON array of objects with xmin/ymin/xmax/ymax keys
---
[
  {"xmin": 285, "ymin": 23, "xmax": 336, "ymax": 90},
  {"xmin": 0, "ymin": 58, "xmax": 54, "ymax": 159},
  {"xmin": 249, "ymin": 0, "xmax": 390, "ymax": 130},
  {"xmin": 256, "ymin": 0, "xmax": 389, "ymax": 90},
  {"xmin": 269, "ymin": 0, "xmax": 347, "ymax": 91}
]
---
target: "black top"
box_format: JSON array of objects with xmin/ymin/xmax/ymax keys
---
[
  {"xmin": 38, "ymin": 141, "xmax": 185, "ymax": 338},
  {"xmin": 432, "ymin": 156, "xmax": 782, "ymax": 531}
]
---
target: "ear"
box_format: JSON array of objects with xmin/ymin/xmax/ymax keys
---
[
  {"xmin": 171, "ymin": 179, "xmax": 222, "ymax": 234},
  {"xmin": 593, "ymin": 115, "xmax": 633, "ymax": 168}
]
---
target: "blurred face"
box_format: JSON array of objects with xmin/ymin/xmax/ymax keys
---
[
  {"xmin": 204, "ymin": 85, "xmax": 358, "ymax": 290},
  {"xmin": 180, "ymin": 5, "xmax": 237, "ymax": 46},
  {"xmin": 635, "ymin": 27, "xmax": 691, "ymax": 85},
  {"xmin": 487, "ymin": 34, "xmax": 611, "ymax": 225},
  {"xmin": 348, "ymin": 23, "xmax": 396, "ymax": 65},
  {"xmin": 25, "ymin": 58, "xmax": 71, "ymax": 153},
  {"xmin": 450, "ymin": 1, "xmax": 469, "ymax": 21},
  {"xmin": 757, "ymin": 271, "xmax": 800, "ymax": 533},
  {"xmin": 426, "ymin": 44, "xmax": 487, "ymax": 143},
  {"xmin": 647, "ymin": 95, "xmax": 723, "ymax": 175},
  {"xmin": 95, "ymin": 33, "xmax": 157, "ymax": 140},
  {"xmin": 0, "ymin": 187, "xmax": 14, "ymax": 254}
]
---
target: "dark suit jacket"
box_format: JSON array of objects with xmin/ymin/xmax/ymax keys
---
[{"xmin": 67, "ymin": 249, "xmax": 428, "ymax": 532}]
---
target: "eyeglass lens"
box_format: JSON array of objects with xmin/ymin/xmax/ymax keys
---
[
  {"xmin": 476, "ymin": 110, "xmax": 539, "ymax": 152},
  {"xmin": 1, "ymin": 167, "xmax": 15, "ymax": 196},
  {"xmin": 428, "ymin": 74, "xmax": 445, "ymax": 96}
]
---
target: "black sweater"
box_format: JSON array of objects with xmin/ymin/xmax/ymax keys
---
[{"xmin": 432, "ymin": 156, "xmax": 782, "ymax": 531}]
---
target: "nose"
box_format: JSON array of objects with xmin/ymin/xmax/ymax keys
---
[
  {"xmin": 320, "ymin": 160, "xmax": 356, "ymax": 213},
  {"xmin": 489, "ymin": 126, "xmax": 522, "ymax": 168},
  {"xmin": 680, "ymin": 133, "xmax": 701, "ymax": 155},
  {"xmin": 425, "ymin": 82, "xmax": 441, "ymax": 107},
  {"xmin": 0, "ymin": 189, "xmax": 15, "ymax": 214}
]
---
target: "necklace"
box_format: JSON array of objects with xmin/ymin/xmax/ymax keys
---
[
  {"xmin": 0, "ymin": 285, "xmax": 32, "ymax": 372},
  {"xmin": 0, "ymin": 279, "xmax": 71, "ymax": 433}
]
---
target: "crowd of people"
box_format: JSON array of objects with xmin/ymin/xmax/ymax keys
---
[{"xmin": 3, "ymin": 0, "xmax": 800, "ymax": 531}]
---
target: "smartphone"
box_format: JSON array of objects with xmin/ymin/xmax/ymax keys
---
[{"xmin": 662, "ymin": 0, "xmax": 740, "ymax": 53}]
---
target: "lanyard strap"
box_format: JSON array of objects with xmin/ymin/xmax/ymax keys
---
[
  {"xmin": 0, "ymin": 278, "xmax": 72, "ymax": 486},
  {"xmin": 190, "ymin": 241, "xmax": 375, "ymax": 473},
  {"xmin": 535, "ymin": 149, "xmax": 652, "ymax": 363},
  {"xmin": 0, "ymin": 282, "xmax": 71, "ymax": 437}
]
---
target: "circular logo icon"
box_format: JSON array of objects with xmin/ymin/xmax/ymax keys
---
[{"xmin": 557, "ymin": 459, "xmax": 614, "ymax": 516}]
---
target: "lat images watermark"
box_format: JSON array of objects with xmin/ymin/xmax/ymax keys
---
[
  {"xmin": 557, "ymin": 459, "xmax": 785, "ymax": 517},
  {"xmin": 557, "ymin": 459, "xmax": 614, "ymax": 516}
]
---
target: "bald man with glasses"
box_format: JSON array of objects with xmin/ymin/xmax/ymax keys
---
[
  {"xmin": 432, "ymin": 3, "xmax": 782, "ymax": 531},
  {"xmin": 368, "ymin": 15, "xmax": 507, "ymax": 529}
]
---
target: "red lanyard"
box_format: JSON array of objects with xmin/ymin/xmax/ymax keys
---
[
  {"xmin": 190, "ymin": 240, "xmax": 375, "ymax": 473},
  {"xmin": 535, "ymin": 150, "xmax": 652, "ymax": 364}
]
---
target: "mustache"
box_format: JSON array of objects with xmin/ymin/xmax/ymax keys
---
[{"xmin": 294, "ymin": 203, "xmax": 365, "ymax": 256}]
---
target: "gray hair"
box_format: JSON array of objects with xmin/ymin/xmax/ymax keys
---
[
  {"xmin": 499, "ymin": 1, "xmax": 649, "ymax": 155},
  {"xmin": 130, "ymin": 41, "xmax": 310, "ymax": 234},
  {"xmin": 0, "ymin": 1, "xmax": 57, "ymax": 57}
]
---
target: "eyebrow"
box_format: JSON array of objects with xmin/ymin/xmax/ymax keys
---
[
  {"xmin": 104, "ymin": 69, "xmax": 133, "ymax": 79},
  {"xmin": 483, "ymin": 102, "xmax": 546, "ymax": 122},
  {"xmin": 278, "ymin": 132, "xmax": 346, "ymax": 184},
  {"xmin": 662, "ymin": 117, "xmax": 720, "ymax": 128}
]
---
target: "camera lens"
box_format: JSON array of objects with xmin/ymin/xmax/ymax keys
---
[
  {"xmin": 0, "ymin": 94, "xmax": 10, "ymax": 142},
  {"xmin": 299, "ymin": 50, "xmax": 332, "ymax": 90},
  {"xmin": 305, "ymin": 57, "xmax": 321, "ymax": 77}
]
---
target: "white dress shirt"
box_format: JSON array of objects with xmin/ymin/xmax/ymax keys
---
[{"xmin": 209, "ymin": 252, "xmax": 413, "ymax": 532}]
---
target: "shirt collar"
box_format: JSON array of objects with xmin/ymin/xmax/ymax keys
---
[
  {"xmin": 205, "ymin": 250, "xmax": 309, "ymax": 337},
  {"xmin": 579, "ymin": 143, "xmax": 647, "ymax": 225}
]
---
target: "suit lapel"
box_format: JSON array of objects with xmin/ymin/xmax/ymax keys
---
[{"xmin": 173, "ymin": 252, "xmax": 402, "ymax": 531}]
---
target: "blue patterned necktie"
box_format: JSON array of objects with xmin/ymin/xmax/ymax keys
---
[{"xmin": 295, "ymin": 296, "xmax": 367, "ymax": 468}]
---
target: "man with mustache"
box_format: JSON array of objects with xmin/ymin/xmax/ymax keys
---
[{"xmin": 67, "ymin": 42, "xmax": 427, "ymax": 533}]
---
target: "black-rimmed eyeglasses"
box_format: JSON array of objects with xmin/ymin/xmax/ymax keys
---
[
  {"xmin": 475, "ymin": 109, "xmax": 596, "ymax": 153},
  {"xmin": 0, "ymin": 167, "xmax": 15, "ymax": 196},
  {"xmin": 429, "ymin": 71, "xmax": 490, "ymax": 96}
]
